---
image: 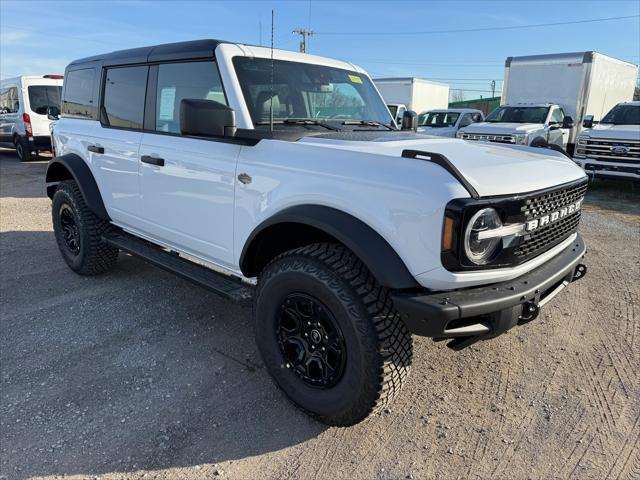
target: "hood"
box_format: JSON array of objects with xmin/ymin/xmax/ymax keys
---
[
  {"xmin": 581, "ymin": 123, "xmax": 640, "ymax": 141},
  {"xmin": 416, "ymin": 126, "xmax": 457, "ymax": 138},
  {"xmin": 460, "ymin": 122, "xmax": 544, "ymax": 135},
  {"xmin": 298, "ymin": 131, "xmax": 585, "ymax": 197}
]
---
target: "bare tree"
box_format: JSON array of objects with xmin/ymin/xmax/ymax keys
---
[
  {"xmin": 634, "ymin": 82, "xmax": 640, "ymax": 101},
  {"xmin": 450, "ymin": 90, "xmax": 466, "ymax": 103}
]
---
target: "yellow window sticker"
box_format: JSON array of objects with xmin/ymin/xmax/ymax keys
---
[{"xmin": 348, "ymin": 74, "xmax": 363, "ymax": 84}]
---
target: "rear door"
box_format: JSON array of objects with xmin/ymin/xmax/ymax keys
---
[
  {"xmin": 92, "ymin": 65, "xmax": 148, "ymax": 227},
  {"xmin": 24, "ymin": 81, "xmax": 62, "ymax": 137},
  {"xmin": 137, "ymin": 60, "xmax": 240, "ymax": 268}
]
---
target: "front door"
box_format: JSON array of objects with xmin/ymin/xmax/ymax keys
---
[{"xmin": 137, "ymin": 61, "xmax": 240, "ymax": 269}]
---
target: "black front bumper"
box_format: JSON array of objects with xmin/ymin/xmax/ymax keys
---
[{"xmin": 392, "ymin": 234, "xmax": 587, "ymax": 341}]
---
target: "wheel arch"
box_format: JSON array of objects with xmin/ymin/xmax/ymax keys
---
[
  {"xmin": 240, "ymin": 205, "xmax": 419, "ymax": 289},
  {"xmin": 46, "ymin": 154, "xmax": 110, "ymax": 221}
]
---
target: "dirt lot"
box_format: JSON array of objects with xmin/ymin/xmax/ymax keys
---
[{"xmin": 1, "ymin": 148, "xmax": 638, "ymax": 480}]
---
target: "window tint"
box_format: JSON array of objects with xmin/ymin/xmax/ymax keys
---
[
  {"xmin": 103, "ymin": 66, "xmax": 148, "ymax": 129},
  {"xmin": 28, "ymin": 86, "xmax": 62, "ymax": 115},
  {"xmin": 155, "ymin": 61, "xmax": 226, "ymax": 133},
  {"xmin": 63, "ymin": 68, "xmax": 96, "ymax": 119},
  {"xmin": 0, "ymin": 86, "xmax": 19, "ymax": 113},
  {"xmin": 550, "ymin": 108, "xmax": 565, "ymax": 124}
]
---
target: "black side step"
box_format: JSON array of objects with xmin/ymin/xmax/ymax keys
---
[{"xmin": 103, "ymin": 231, "xmax": 254, "ymax": 305}]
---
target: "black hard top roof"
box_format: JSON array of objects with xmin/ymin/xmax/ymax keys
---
[{"xmin": 69, "ymin": 39, "xmax": 228, "ymax": 67}]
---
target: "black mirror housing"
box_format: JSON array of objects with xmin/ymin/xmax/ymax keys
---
[
  {"xmin": 401, "ymin": 110, "xmax": 418, "ymax": 131},
  {"xmin": 562, "ymin": 116, "xmax": 574, "ymax": 129},
  {"xmin": 582, "ymin": 115, "xmax": 594, "ymax": 129},
  {"xmin": 180, "ymin": 99, "xmax": 236, "ymax": 138}
]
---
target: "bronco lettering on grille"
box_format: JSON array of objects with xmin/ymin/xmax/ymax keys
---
[{"xmin": 525, "ymin": 199, "xmax": 583, "ymax": 232}]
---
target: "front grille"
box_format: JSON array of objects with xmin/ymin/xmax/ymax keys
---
[
  {"xmin": 515, "ymin": 180, "xmax": 588, "ymax": 261},
  {"xmin": 575, "ymin": 138, "xmax": 640, "ymax": 164},
  {"xmin": 461, "ymin": 133, "xmax": 515, "ymax": 144}
]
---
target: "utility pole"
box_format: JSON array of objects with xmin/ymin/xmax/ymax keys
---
[
  {"xmin": 490, "ymin": 80, "xmax": 496, "ymax": 98},
  {"xmin": 292, "ymin": 28, "xmax": 315, "ymax": 53}
]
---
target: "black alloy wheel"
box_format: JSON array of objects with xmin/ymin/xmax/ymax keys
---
[
  {"xmin": 59, "ymin": 204, "xmax": 81, "ymax": 255},
  {"xmin": 277, "ymin": 293, "xmax": 346, "ymax": 388}
]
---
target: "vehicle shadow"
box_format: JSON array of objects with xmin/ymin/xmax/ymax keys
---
[
  {"xmin": 0, "ymin": 230, "xmax": 326, "ymax": 479},
  {"xmin": 0, "ymin": 147, "xmax": 49, "ymax": 199}
]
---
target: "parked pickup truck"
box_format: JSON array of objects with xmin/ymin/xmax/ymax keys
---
[
  {"xmin": 47, "ymin": 39, "xmax": 588, "ymax": 426},
  {"xmin": 457, "ymin": 103, "xmax": 574, "ymax": 150},
  {"xmin": 417, "ymin": 108, "xmax": 483, "ymax": 138},
  {"xmin": 574, "ymin": 101, "xmax": 640, "ymax": 181}
]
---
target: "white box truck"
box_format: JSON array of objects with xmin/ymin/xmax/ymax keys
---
[
  {"xmin": 373, "ymin": 77, "xmax": 449, "ymax": 124},
  {"xmin": 457, "ymin": 52, "xmax": 638, "ymax": 154}
]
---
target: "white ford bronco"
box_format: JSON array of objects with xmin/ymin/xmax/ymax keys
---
[{"xmin": 47, "ymin": 40, "xmax": 588, "ymax": 426}]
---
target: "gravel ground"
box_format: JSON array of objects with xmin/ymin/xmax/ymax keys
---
[{"xmin": 1, "ymin": 148, "xmax": 638, "ymax": 480}]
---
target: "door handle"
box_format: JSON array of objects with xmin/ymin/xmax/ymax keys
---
[
  {"xmin": 141, "ymin": 155, "xmax": 165, "ymax": 167},
  {"xmin": 87, "ymin": 145, "xmax": 104, "ymax": 154}
]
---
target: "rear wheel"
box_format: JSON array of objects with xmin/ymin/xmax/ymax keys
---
[
  {"xmin": 14, "ymin": 137, "xmax": 32, "ymax": 162},
  {"xmin": 52, "ymin": 180, "xmax": 119, "ymax": 275},
  {"xmin": 254, "ymin": 243, "xmax": 412, "ymax": 426}
]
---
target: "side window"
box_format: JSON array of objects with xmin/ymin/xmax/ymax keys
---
[
  {"xmin": 63, "ymin": 68, "xmax": 97, "ymax": 119},
  {"xmin": 103, "ymin": 66, "xmax": 148, "ymax": 129},
  {"xmin": 550, "ymin": 108, "xmax": 565, "ymax": 125},
  {"xmin": 0, "ymin": 86, "xmax": 19, "ymax": 113},
  {"xmin": 459, "ymin": 114, "xmax": 473, "ymax": 127},
  {"xmin": 155, "ymin": 62, "xmax": 226, "ymax": 133}
]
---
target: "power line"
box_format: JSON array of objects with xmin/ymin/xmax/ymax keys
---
[
  {"xmin": 292, "ymin": 28, "xmax": 315, "ymax": 53},
  {"xmin": 317, "ymin": 14, "xmax": 640, "ymax": 36}
]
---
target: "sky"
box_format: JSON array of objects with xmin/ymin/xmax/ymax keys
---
[{"xmin": 1, "ymin": 0, "xmax": 639, "ymax": 100}]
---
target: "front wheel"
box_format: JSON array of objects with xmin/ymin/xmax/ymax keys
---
[{"xmin": 254, "ymin": 243, "xmax": 412, "ymax": 426}]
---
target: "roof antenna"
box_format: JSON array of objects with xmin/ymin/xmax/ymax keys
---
[{"xmin": 269, "ymin": 9, "xmax": 275, "ymax": 135}]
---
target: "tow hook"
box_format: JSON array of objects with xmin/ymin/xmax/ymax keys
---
[
  {"xmin": 518, "ymin": 301, "xmax": 539, "ymax": 324},
  {"xmin": 573, "ymin": 263, "xmax": 587, "ymax": 282}
]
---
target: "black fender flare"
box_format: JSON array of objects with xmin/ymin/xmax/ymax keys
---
[
  {"xmin": 45, "ymin": 154, "xmax": 110, "ymax": 220},
  {"xmin": 240, "ymin": 205, "xmax": 419, "ymax": 289}
]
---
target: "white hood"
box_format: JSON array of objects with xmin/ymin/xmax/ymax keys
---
[
  {"xmin": 581, "ymin": 123, "xmax": 640, "ymax": 141},
  {"xmin": 416, "ymin": 126, "xmax": 457, "ymax": 138},
  {"xmin": 460, "ymin": 122, "xmax": 544, "ymax": 135},
  {"xmin": 298, "ymin": 133, "xmax": 586, "ymax": 197}
]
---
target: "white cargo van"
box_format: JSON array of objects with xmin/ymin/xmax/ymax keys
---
[
  {"xmin": 457, "ymin": 52, "xmax": 638, "ymax": 154},
  {"xmin": 0, "ymin": 75, "xmax": 64, "ymax": 161}
]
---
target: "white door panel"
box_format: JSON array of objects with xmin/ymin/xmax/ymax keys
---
[
  {"xmin": 91, "ymin": 126, "xmax": 142, "ymax": 224},
  {"xmin": 138, "ymin": 133, "xmax": 240, "ymax": 268}
]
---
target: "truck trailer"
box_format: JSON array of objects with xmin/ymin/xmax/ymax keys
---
[
  {"xmin": 373, "ymin": 77, "xmax": 450, "ymax": 123},
  {"xmin": 501, "ymin": 51, "xmax": 638, "ymax": 151}
]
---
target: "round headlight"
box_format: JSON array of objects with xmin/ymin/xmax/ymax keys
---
[{"xmin": 464, "ymin": 208, "xmax": 503, "ymax": 265}]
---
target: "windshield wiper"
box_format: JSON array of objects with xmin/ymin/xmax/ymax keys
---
[
  {"xmin": 255, "ymin": 119, "xmax": 340, "ymax": 131},
  {"xmin": 342, "ymin": 120, "xmax": 394, "ymax": 130}
]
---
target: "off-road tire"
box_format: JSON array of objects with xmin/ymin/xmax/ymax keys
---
[
  {"xmin": 52, "ymin": 180, "xmax": 118, "ymax": 275},
  {"xmin": 14, "ymin": 137, "xmax": 32, "ymax": 162},
  {"xmin": 254, "ymin": 243, "xmax": 412, "ymax": 426}
]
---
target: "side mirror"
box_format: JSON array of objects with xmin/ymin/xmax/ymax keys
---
[
  {"xmin": 180, "ymin": 99, "xmax": 236, "ymax": 138},
  {"xmin": 582, "ymin": 115, "xmax": 594, "ymax": 129},
  {"xmin": 562, "ymin": 116, "xmax": 574, "ymax": 129},
  {"xmin": 47, "ymin": 106, "xmax": 60, "ymax": 120},
  {"xmin": 401, "ymin": 110, "xmax": 418, "ymax": 131}
]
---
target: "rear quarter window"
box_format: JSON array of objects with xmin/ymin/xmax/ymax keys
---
[
  {"xmin": 63, "ymin": 68, "xmax": 97, "ymax": 119},
  {"xmin": 28, "ymin": 86, "xmax": 62, "ymax": 115}
]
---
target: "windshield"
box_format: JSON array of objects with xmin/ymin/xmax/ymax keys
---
[
  {"xmin": 418, "ymin": 111, "xmax": 460, "ymax": 127},
  {"xmin": 233, "ymin": 57, "xmax": 393, "ymax": 128},
  {"xmin": 600, "ymin": 105, "xmax": 640, "ymax": 125},
  {"xmin": 28, "ymin": 85, "xmax": 62, "ymax": 115},
  {"xmin": 485, "ymin": 106, "xmax": 549, "ymax": 124}
]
